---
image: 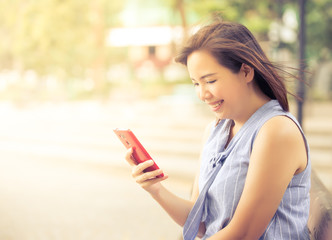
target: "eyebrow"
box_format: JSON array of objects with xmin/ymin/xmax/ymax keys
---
[{"xmin": 191, "ymin": 72, "xmax": 217, "ymax": 81}]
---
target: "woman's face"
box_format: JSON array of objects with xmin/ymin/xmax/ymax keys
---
[{"xmin": 187, "ymin": 50, "xmax": 252, "ymax": 122}]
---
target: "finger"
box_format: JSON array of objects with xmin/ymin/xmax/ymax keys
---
[
  {"xmin": 135, "ymin": 168, "xmax": 164, "ymax": 182},
  {"xmin": 140, "ymin": 174, "xmax": 169, "ymax": 188},
  {"xmin": 125, "ymin": 148, "xmax": 136, "ymax": 166},
  {"xmin": 131, "ymin": 160, "xmax": 155, "ymax": 178}
]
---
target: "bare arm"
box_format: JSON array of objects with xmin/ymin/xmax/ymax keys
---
[
  {"xmin": 207, "ymin": 116, "xmax": 308, "ymax": 240},
  {"xmin": 125, "ymin": 149, "xmax": 194, "ymax": 226},
  {"xmin": 125, "ymin": 121, "xmax": 214, "ymax": 229}
]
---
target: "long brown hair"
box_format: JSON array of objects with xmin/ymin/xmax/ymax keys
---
[{"xmin": 175, "ymin": 20, "xmax": 289, "ymax": 111}]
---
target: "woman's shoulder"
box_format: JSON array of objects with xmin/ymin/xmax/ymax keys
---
[
  {"xmin": 259, "ymin": 115, "xmax": 304, "ymax": 140},
  {"xmin": 254, "ymin": 115, "xmax": 308, "ymax": 173}
]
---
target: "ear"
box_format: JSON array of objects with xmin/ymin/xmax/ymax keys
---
[{"xmin": 241, "ymin": 63, "xmax": 254, "ymax": 83}]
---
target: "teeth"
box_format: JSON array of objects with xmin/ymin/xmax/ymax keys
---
[{"xmin": 213, "ymin": 102, "xmax": 222, "ymax": 108}]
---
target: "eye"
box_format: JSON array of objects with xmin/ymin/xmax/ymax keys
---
[{"xmin": 207, "ymin": 80, "xmax": 217, "ymax": 84}]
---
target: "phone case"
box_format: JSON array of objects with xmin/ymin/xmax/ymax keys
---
[{"xmin": 113, "ymin": 128, "xmax": 164, "ymax": 177}]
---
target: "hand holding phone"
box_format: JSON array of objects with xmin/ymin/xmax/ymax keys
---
[{"xmin": 113, "ymin": 128, "xmax": 164, "ymax": 178}]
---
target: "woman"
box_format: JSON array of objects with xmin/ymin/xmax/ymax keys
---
[{"xmin": 125, "ymin": 19, "xmax": 311, "ymax": 240}]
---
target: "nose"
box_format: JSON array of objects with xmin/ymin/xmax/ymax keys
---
[{"xmin": 197, "ymin": 85, "xmax": 212, "ymax": 102}]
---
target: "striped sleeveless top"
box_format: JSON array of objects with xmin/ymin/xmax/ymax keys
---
[{"xmin": 183, "ymin": 100, "xmax": 311, "ymax": 240}]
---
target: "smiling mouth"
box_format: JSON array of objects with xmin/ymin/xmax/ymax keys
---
[{"xmin": 209, "ymin": 100, "xmax": 224, "ymax": 111}]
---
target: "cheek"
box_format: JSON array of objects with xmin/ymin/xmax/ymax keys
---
[
  {"xmin": 194, "ymin": 87, "xmax": 200, "ymax": 98},
  {"xmin": 221, "ymin": 81, "xmax": 242, "ymax": 98},
  {"xmin": 209, "ymin": 85, "xmax": 223, "ymax": 97}
]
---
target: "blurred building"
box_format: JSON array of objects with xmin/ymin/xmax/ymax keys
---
[
  {"xmin": 107, "ymin": 26, "xmax": 183, "ymax": 68},
  {"xmin": 106, "ymin": 25, "xmax": 189, "ymax": 86}
]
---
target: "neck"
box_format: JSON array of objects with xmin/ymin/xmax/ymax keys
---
[{"xmin": 233, "ymin": 84, "xmax": 270, "ymax": 129}]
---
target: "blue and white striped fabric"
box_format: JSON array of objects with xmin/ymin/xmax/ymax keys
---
[{"xmin": 183, "ymin": 100, "xmax": 311, "ymax": 240}]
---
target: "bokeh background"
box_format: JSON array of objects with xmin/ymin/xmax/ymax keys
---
[{"xmin": 0, "ymin": 0, "xmax": 331, "ymax": 239}]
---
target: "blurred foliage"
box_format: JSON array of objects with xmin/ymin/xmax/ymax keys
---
[
  {"xmin": 187, "ymin": 0, "xmax": 275, "ymax": 38},
  {"xmin": 306, "ymin": 0, "xmax": 332, "ymax": 62},
  {"xmin": 0, "ymin": 0, "xmax": 330, "ymax": 101},
  {"xmin": 0, "ymin": 0, "xmax": 124, "ymax": 79}
]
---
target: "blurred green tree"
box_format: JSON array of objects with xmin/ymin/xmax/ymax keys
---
[
  {"xmin": 306, "ymin": 0, "xmax": 332, "ymax": 62},
  {"xmin": 166, "ymin": 0, "xmax": 332, "ymax": 61},
  {"xmin": 191, "ymin": 0, "xmax": 273, "ymax": 34},
  {"xmin": 0, "ymin": 0, "xmax": 330, "ymax": 99},
  {"xmin": 0, "ymin": 0, "xmax": 124, "ymax": 94}
]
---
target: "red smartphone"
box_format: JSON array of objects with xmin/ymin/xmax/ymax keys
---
[{"xmin": 113, "ymin": 128, "xmax": 164, "ymax": 178}]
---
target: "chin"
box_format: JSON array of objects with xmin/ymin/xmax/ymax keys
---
[{"xmin": 215, "ymin": 112, "xmax": 226, "ymax": 120}]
